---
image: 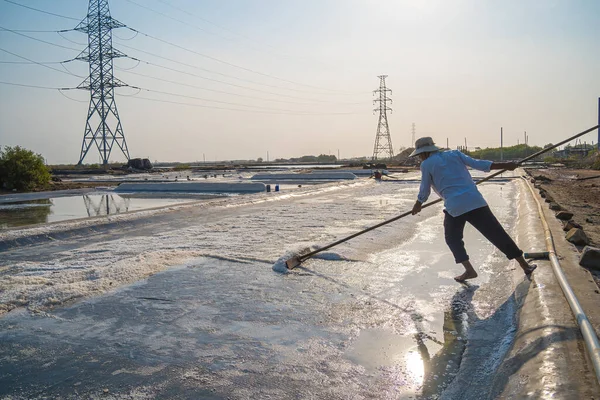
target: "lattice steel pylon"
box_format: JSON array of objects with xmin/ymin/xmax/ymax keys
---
[
  {"xmin": 74, "ymin": 0, "xmax": 130, "ymax": 165},
  {"xmin": 372, "ymin": 75, "xmax": 394, "ymax": 160}
]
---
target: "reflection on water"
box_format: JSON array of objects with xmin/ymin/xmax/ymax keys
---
[
  {"xmin": 0, "ymin": 194, "xmax": 194, "ymax": 229},
  {"xmin": 344, "ymin": 288, "xmax": 472, "ymax": 398},
  {"xmin": 83, "ymin": 194, "xmax": 130, "ymax": 217},
  {"xmin": 418, "ymin": 289, "xmax": 473, "ymax": 399},
  {"xmin": 0, "ymin": 199, "xmax": 52, "ymax": 229}
]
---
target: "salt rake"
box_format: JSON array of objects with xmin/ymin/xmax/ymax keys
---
[{"xmin": 285, "ymin": 125, "xmax": 599, "ymax": 270}]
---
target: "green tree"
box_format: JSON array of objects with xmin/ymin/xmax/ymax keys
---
[
  {"xmin": 0, "ymin": 146, "xmax": 51, "ymax": 191},
  {"xmin": 468, "ymin": 144, "xmax": 543, "ymax": 161},
  {"xmin": 316, "ymin": 154, "xmax": 337, "ymax": 163}
]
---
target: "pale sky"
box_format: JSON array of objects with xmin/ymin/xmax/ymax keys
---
[{"xmin": 1, "ymin": 0, "xmax": 599, "ymax": 164}]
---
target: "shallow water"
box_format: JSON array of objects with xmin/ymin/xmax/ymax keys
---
[{"xmin": 0, "ymin": 194, "xmax": 203, "ymax": 229}]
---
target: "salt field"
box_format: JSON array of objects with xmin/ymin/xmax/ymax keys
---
[
  {"xmin": 0, "ymin": 173, "xmax": 534, "ymax": 399},
  {"xmin": 2, "ymin": 0, "xmax": 599, "ymax": 397}
]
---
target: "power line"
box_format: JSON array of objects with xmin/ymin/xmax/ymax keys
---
[
  {"xmin": 57, "ymin": 30, "xmax": 87, "ymax": 46},
  {"xmin": 0, "ymin": 26, "xmax": 81, "ymax": 52},
  {"xmin": 0, "ymin": 80, "xmax": 74, "ymax": 90},
  {"xmin": 115, "ymin": 67, "xmax": 307, "ymax": 104},
  {"xmin": 137, "ymin": 86, "xmax": 359, "ymax": 113},
  {"xmin": 125, "ymin": 0, "xmax": 296, "ymax": 63},
  {"xmin": 116, "ymin": 59, "xmax": 141, "ymax": 71},
  {"xmin": 121, "ymin": 44, "xmax": 358, "ymax": 103},
  {"xmin": 144, "ymin": 0, "xmax": 357, "ymax": 82},
  {"xmin": 116, "ymin": 87, "xmax": 142, "ymax": 97},
  {"xmin": 0, "ymin": 78, "xmax": 361, "ymax": 115},
  {"xmin": 116, "ymin": 66, "xmax": 365, "ymax": 106},
  {"xmin": 0, "ymin": 60, "xmax": 65, "ymax": 64},
  {"xmin": 152, "ymin": 0, "xmax": 320, "ymax": 67},
  {"xmin": 0, "ymin": 45, "xmax": 362, "ymax": 111},
  {"xmin": 2, "ymin": 0, "xmax": 81, "ymax": 21},
  {"xmin": 136, "ymin": 57, "xmax": 325, "ymax": 101},
  {"xmin": 113, "ymin": 30, "xmax": 139, "ymax": 41},
  {"xmin": 117, "ymin": 41, "xmax": 334, "ymax": 98},
  {"xmin": 125, "ymin": 27, "xmax": 359, "ymax": 95},
  {"xmin": 154, "ymin": 0, "xmax": 245, "ymax": 38},
  {"xmin": 59, "ymin": 62, "xmax": 81, "ymax": 77},
  {"xmin": 0, "ymin": 28, "xmax": 72, "ymax": 33},
  {"xmin": 0, "ymin": 47, "xmax": 84, "ymax": 78},
  {"xmin": 57, "ymin": 88, "xmax": 87, "ymax": 103},
  {"xmin": 124, "ymin": 94, "xmax": 361, "ymax": 116},
  {"xmin": 116, "ymin": 43, "xmax": 363, "ymax": 103},
  {"xmin": 121, "ymin": 0, "xmax": 222, "ymax": 38},
  {"xmin": 4, "ymin": 0, "xmax": 365, "ymax": 96}
]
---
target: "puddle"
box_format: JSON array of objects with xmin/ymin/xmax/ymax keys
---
[
  {"xmin": 344, "ymin": 305, "xmax": 468, "ymax": 396},
  {"xmin": 0, "ymin": 194, "xmax": 207, "ymax": 229},
  {"xmin": 345, "ymin": 328, "xmax": 424, "ymax": 374}
]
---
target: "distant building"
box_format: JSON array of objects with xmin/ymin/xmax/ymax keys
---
[{"xmin": 554, "ymin": 145, "xmax": 592, "ymax": 158}]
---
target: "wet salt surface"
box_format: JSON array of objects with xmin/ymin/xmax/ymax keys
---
[{"xmin": 0, "ymin": 174, "xmax": 523, "ymax": 399}]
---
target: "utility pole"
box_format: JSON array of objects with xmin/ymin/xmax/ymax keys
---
[
  {"xmin": 372, "ymin": 75, "xmax": 394, "ymax": 160},
  {"xmin": 411, "ymin": 123, "xmax": 416, "ymax": 146},
  {"xmin": 464, "ymin": 137, "xmax": 467, "ymax": 151},
  {"xmin": 446, "ymin": 138, "xmax": 449, "ymax": 149},
  {"xmin": 524, "ymin": 131, "xmax": 527, "ymax": 146},
  {"xmin": 75, "ymin": 0, "xmax": 131, "ymax": 166},
  {"xmin": 500, "ymin": 127, "xmax": 504, "ymax": 161}
]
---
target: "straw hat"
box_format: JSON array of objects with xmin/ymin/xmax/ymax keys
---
[{"xmin": 409, "ymin": 137, "xmax": 441, "ymax": 157}]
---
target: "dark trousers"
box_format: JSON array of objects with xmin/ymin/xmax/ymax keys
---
[{"xmin": 444, "ymin": 206, "xmax": 522, "ymax": 264}]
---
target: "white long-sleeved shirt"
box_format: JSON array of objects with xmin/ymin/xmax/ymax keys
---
[{"xmin": 417, "ymin": 150, "xmax": 493, "ymax": 217}]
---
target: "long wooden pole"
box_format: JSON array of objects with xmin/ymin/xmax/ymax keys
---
[{"xmin": 287, "ymin": 125, "xmax": 599, "ymax": 268}]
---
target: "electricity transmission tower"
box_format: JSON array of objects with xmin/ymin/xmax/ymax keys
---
[
  {"xmin": 372, "ymin": 75, "xmax": 394, "ymax": 160},
  {"xmin": 75, "ymin": 0, "xmax": 130, "ymax": 166}
]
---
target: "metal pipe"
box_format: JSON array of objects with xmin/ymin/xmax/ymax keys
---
[{"xmin": 523, "ymin": 177, "xmax": 600, "ymax": 384}]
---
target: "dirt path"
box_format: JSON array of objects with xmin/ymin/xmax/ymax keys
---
[{"xmin": 528, "ymin": 168, "xmax": 600, "ymax": 246}]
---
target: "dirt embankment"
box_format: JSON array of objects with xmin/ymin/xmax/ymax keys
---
[
  {"xmin": 528, "ymin": 168, "xmax": 600, "ymax": 291},
  {"xmin": 528, "ymin": 168, "xmax": 600, "ymax": 247},
  {"xmin": 0, "ymin": 181, "xmax": 113, "ymax": 196}
]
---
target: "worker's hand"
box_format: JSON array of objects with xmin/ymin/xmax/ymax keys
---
[{"xmin": 412, "ymin": 200, "xmax": 422, "ymax": 215}]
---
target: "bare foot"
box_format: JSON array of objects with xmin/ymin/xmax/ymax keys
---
[
  {"xmin": 516, "ymin": 256, "xmax": 537, "ymax": 276},
  {"xmin": 454, "ymin": 270, "xmax": 478, "ymax": 282},
  {"xmin": 523, "ymin": 264, "xmax": 537, "ymax": 275}
]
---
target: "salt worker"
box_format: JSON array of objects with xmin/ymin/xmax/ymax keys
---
[{"xmin": 410, "ymin": 137, "xmax": 536, "ymax": 282}]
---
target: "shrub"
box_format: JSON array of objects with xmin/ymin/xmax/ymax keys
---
[
  {"xmin": 173, "ymin": 164, "xmax": 191, "ymax": 171},
  {"xmin": 0, "ymin": 146, "xmax": 51, "ymax": 191},
  {"xmin": 543, "ymin": 156, "xmax": 560, "ymax": 164}
]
